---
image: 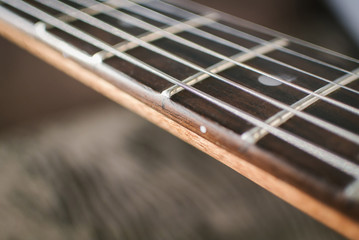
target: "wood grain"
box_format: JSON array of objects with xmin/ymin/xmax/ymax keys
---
[{"xmin": 1, "ymin": 18, "xmax": 359, "ymax": 239}]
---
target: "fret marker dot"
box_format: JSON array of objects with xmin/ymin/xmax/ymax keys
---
[
  {"xmin": 258, "ymin": 74, "xmax": 296, "ymax": 87},
  {"xmin": 258, "ymin": 75, "xmax": 282, "ymax": 86},
  {"xmin": 200, "ymin": 126, "xmax": 207, "ymax": 134}
]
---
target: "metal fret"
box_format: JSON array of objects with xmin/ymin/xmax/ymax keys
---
[
  {"xmin": 8, "ymin": 0, "xmax": 358, "ymax": 178},
  {"xmin": 126, "ymin": 0, "xmax": 359, "ymax": 96},
  {"xmin": 44, "ymin": 0, "xmax": 358, "ymax": 117},
  {"xmin": 242, "ymin": 68, "xmax": 359, "ymax": 144},
  {"xmin": 6, "ymin": 0, "xmax": 357, "ymax": 146},
  {"xmin": 44, "ymin": 2, "xmax": 120, "ymax": 29},
  {"xmin": 56, "ymin": 7, "xmax": 99, "ymax": 24},
  {"xmin": 24, "ymin": 0, "xmax": 359, "ymax": 145},
  {"xmin": 158, "ymin": 0, "xmax": 359, "ymax": 65},
  {"xmin": 162, "ymin": 38, "xmax": 289, "ymax": 97},
  {"xmin": 2, "ymin": 0, "xmax": 359, "ymax": 231},
  {"xmin": 94, "ymin": 13, "xmax": 219, "ymax": 61},
  {"xmin": 141, "ymin": 0, "xmax": 359, "ymax": 86},
  {"xmin": 56, "ymin": 0, "xmax": 163, "ymax": 25},
  {"xmin": 101, "ymin": 0, "xmax": 359, "ymax": 115}
]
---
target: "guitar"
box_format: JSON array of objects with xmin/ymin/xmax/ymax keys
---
[{"xmin": 0, "ymin": 0, "xmax": 358, "ymax": 238}]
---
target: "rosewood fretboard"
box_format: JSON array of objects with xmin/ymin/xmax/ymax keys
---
[{"xmin": 0, "ymin": 0, "xmax": 358, "ymax": 238}]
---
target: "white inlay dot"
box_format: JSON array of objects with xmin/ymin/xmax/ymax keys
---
[
  {"xmin": 258, "ymin": 74, "xmax": 296, "ymax": 87},
  {"xmin": 200, "ymin": 126, "xmax": 207, "ymax": 134}
]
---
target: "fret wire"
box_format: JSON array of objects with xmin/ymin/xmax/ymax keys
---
[
  {"xmin": 111, "ymin": 0, "xmax": 359, "ymax": 96},
  {"xmin": 53, "ymin": 1, "xmax": 219, "ymax": 59},
  {"xmin": 9, "ymin": 0, "xmax": 355, "ymax": 148},
  {"xmin": 161, "ymin": 40, "xmax": 359, "ymax": 144},
  {"xmin": 56, "ymin": 7, "xmax": 98, "ymax": 25},
  {"xmin": 67, "ymin": 0, "xmax": 359, "ymax": 117},
  {"xmin": 52, "ymin": 0, "xmax": 359, "ymax": 81},
  {"xmin": 94, "ymin": 13, "xmax": 219, "ymax": 60},
  {"xmin": 242, "ymin": 68, "xmax": 359, "ymax": 143},
  {"xmin": 56, "ymin": 0, "xmax": 155, "ymax": 25},
  {"xmin": 159, "ymin": 0, "xmax": 359, "ymax": 65},
  {"xmin": 28, "ymin": 0, "xmax": 359, "ymax": 144},
  {"xmin": 207, "ymin": 23, "xmax": 359, "ymax": 80},
  {"xmin": 162, "ymin": 38, "xmax": 289, "ymax": 97},
  {"xmin": 143, "ymin": 0, "xmax": 359, "ymax": 80},
  {"xmin": 3, "ymin": 0, "xmax": 359, "ymax": 178},
  {"xmin": 42, "ymin": 0, "xmax": 359, "ymax": 143}
]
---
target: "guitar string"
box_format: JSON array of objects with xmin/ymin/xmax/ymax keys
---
[
  {"xmin": 58, "ymin": 0, "xmax": 359, "ymax": 117},
  {"xmin": 33, "ymin": 0, "xmax": 359, "ymax": 144},
  {"xmin": 5, "ymin": 0, "xmax": 359, "ymax": 147},
  {"xmin": 158, "ymin": 0, "xmax": 359, "ymax": 65},
  {"xmin": 55, "ymin": 0, "xmax": 359, "ymax": 103},
  {"xmin": 138, "ymin": 0, "xmax": 359, "ymax": 88},
  {"xmin": 3, "ymin": 0, "xmax": 359, "ymax": 178},
  {"xmin": 37, "ymin": 1, "xmax": 359, "ymax": 118},
  {"xmin": 139, "ymin": 0, "xmax": 359, "ymax": 80},
  {"xmin": 106, "ymin": 0, "xmax": 359, "ymax": 96}
]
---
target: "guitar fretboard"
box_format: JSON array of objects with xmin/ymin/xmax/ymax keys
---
[{"xmin": 1, "ymin": 0, "xmax": 359, "ymax": 237}]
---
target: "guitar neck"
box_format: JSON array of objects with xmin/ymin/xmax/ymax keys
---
[{"xmin": 0, "ymin": 0, "xmax": 359, "ymax": 238}]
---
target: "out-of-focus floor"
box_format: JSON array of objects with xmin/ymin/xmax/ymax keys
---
[{"xmin": 0, "ymin": 0, "xmax": 357, "ymax": 239}]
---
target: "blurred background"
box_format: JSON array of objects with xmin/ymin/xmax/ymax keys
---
[{"xmin": 0, "ymin": 0, "xmax": 358, "ymax": 239}]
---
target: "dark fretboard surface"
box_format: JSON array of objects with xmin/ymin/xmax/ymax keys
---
[{"xmin": 1, "ymin": 0, "xmax": 358, "ymax": 235}]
